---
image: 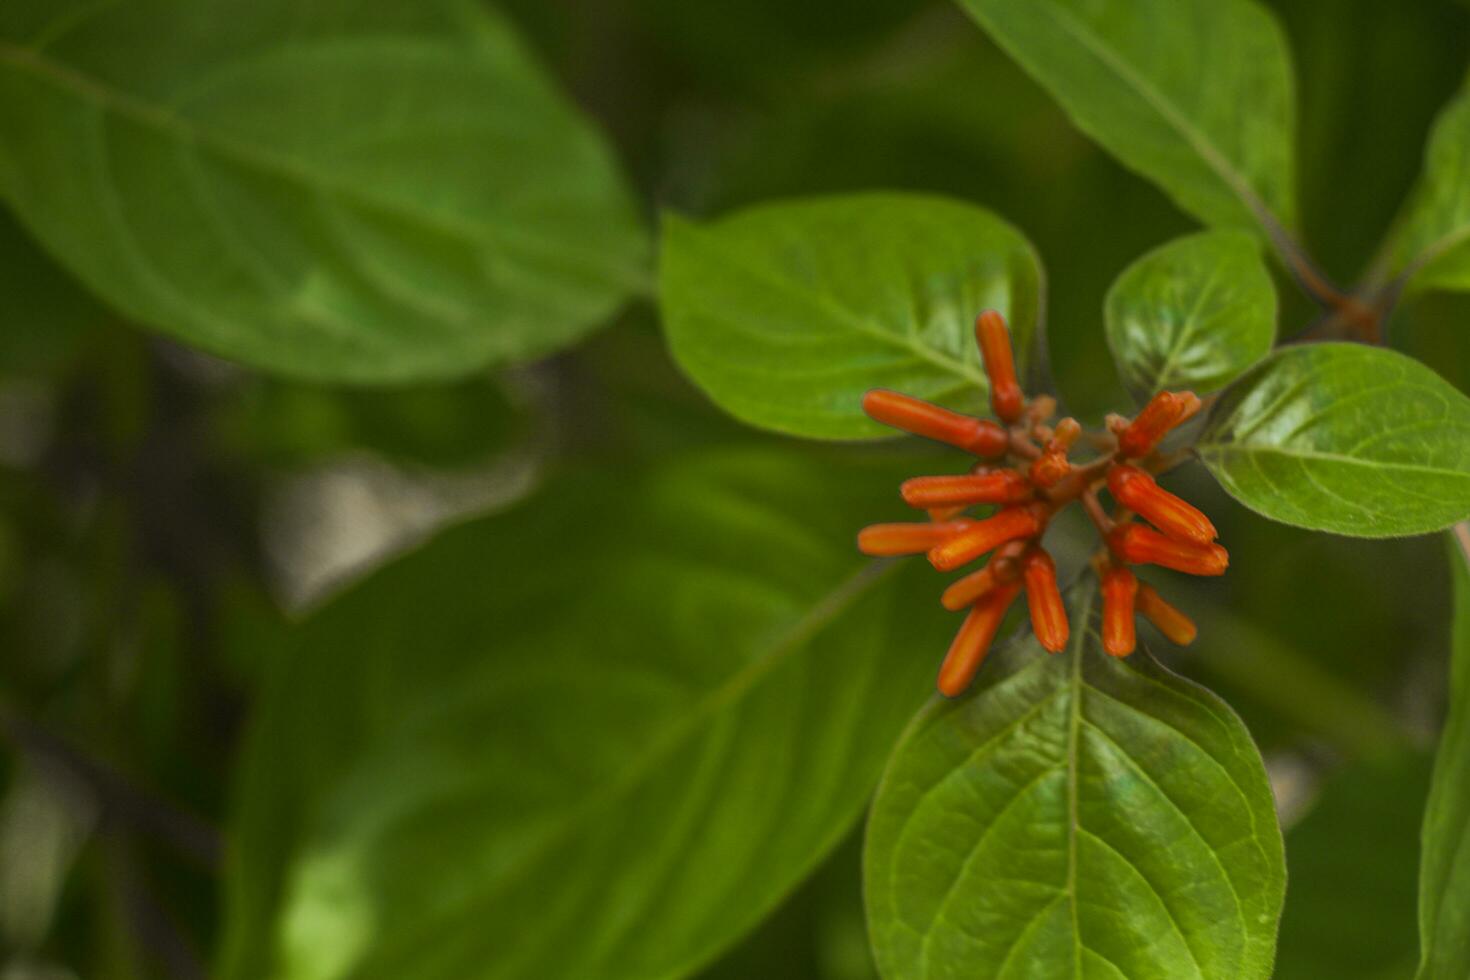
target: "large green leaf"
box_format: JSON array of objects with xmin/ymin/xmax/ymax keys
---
[
  {"xmin": 865, "ymin": 581, "xmax": 1285, "ymax": 979},
  {"xmin": 0, "ymin": 0, "xmax": 647, "ymax": 383},
  {"xmin": 1198, "ymin": 344, "xmax": 1470, "ymax": 537},
  {"xmin": 1419, "ymin": 532, "xmax": 1470, "ymax": 978},
  {"xmin": 1381, "ymin": 78, "xmax": 1470, "ymax": 294},
  {"xmin": 221, "ymin": 448, "xmax": 954, "ymax": 980},
  {"xmin": 1104, "ymin": 231, "xmax": 1276, "ymax": 400},
  {"xmin": 0, "ymin": 208, "xmax": 105, "ymax": 373},
  {"xmin": 659, "ymin": 193, "xmax": 1043, "ymax": 440},
  {"xmin": 955, "ymin": 0, "xmax": 1297, "ymax": 237}
]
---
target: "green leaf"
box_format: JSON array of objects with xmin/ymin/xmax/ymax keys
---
[
  {"xmin": 1381, "ymin": 78, "xmax": 1470, "ymax": 293},
  {"xmin": 1104, "ymin": 231, "xmax": 1277, "ymax": 400},
  {"xmin": 1198, "ymin": 344, "xmax": 1470, "ymax": 537},
  {"xmin": 0, "ymin": 208, "xmax": 106, "ymax": 374},
  {"xmin": 659, "ymin": 193, "xmax": 1043, "ymax": 440},
  {"xmin": 1419, "ymin": 533, "xmax": 1470, "ymax": 978},
  {"xmin": 221, "ymin": 448, "xmax": 954, "ymax": 980},
  {"xmin": 0, "ymin": 1, "xmax": 647, "ymax": 383},
  {"xmin": 955, "ymin": 0, "xmax": 1298, "ymax": 237},
  {"xmin": 865, "ymin": 579, "xmax": 1285, "ymax": 979}
]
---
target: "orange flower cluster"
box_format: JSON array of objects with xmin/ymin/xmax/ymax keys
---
[{"xmin": 857, "ymin": 310, "xmax": 1224, "ymax": 697}]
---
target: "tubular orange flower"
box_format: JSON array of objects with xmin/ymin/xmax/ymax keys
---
[
  {"xmin": 1101, "ymin": 566, "xmax": 1138, "ymax": 656},
  {"xmin": 1118, "ymin": 391, "xmax": 1202, "ymax": 457},
  {"xmin": 862, "ymin": 390, "xmax": 1008, "ymax": 456},
  {"xmin": 975, "ymin": 310, "xmax": 1025, "ymax": 423},
  {"xmin": 1108, "ymin": 523, "xmax": 1228, "ymax": 576},
  {"xmin": 1022, "ymin": 549, "xmax": 1068, "ymax": 653},
  {"xmin": 937, "ymin": 582, "xmax": 1022, "ymax": 698},
  {"xmin": 940, "ymin": 540, "xmax": 1026, "ymax": 610},
  {"xmin": 1107, "ymin": 465, "xmax": 1217, "ymax": 544},
  {"xmin": 928, "ymin": 504, "xmax": 1045, "ymax": 572},
  {"xmin": 901, "ymin": 470, "xmax": 1033, "ymax": 508},
  {"xmin": 1136, "ymin": 583, "xmax": 1198, "ymax": 646},
  {"xmin": 857, "ymin": 520, "xmax": 973, "ymax": 556},
  {"xmin": 855, "ymin": 307, "xmax": 1220, "ymax": 691}
]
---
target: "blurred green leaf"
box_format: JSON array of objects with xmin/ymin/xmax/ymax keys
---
[
  {"xmin": 1275, "ymin": 753, "xmax": 1430, "ymax": 980},
  {"xmin": 865, "ymin": 581, "xmax": 1284, "ymax": 979},
  {"xmin": 213, "ymin": 374, "xmax": 523, "ymax": 470},
  {"xmin": 1198, "ymin": 344, "xmax": 1470, "ymax": 537},
  {"xmin": 0, "ymin": 0, "xmax": 647, "ymax": 383},
  {"xmin": 222, "ymin": 448, "xmax": 955, "ymax": 980},
  {"xmin": 1380, "ymin": 76, "xmax": 1470, "ymax": 294},
  {"xmin": 0, "ymin": 209, "xmax": 105, "ymax": 374},
  {"xmin": 699, "ymin": 831, "xmax": 878, "ymax": 980},
  {"xmin": 955, "ymin": 0, "xmax": 1297, "ymax": 237},
  {"xmin": 1104, "ymin": 231, "xmax": 1276, "ymax": 401},
  {"xmin": 1418, "ymin": 533, "xmax": 1470, "ymax": 978},
  {"xmin": 659, "ymin": 194, "xmax": 1042, "ymax": 439}
]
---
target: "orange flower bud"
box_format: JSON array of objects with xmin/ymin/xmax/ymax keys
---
[
  {"xmin": 1022, "ymin": 549, "xmax": 1068, "ymax": 653},
  {"xmin": 937, "ymin": 582, "xmax": 1022, "ymax": 697},
  {"xmin": 1106, "ymin": 465, "xmax": 1217, "ymax": 544},
  {"xmin": 902, "ymin": 470, "xmax": 1033, "ymax": 508},
  {"xmin": 1050, "ymin": 417, "xmax": 1081, "ymax": 449},
  {"xmin": 1101, "ymin": 566, "xmax": 1138, "ymax": 656},
  {"xmin": 928, "ymin": 504, "xmax": 1044, "ymax": 572},
  {"xmin": 857, "ymin": 520, "xmax": 974, "ymax": 557},
  {"xmin": 941, "ymin": 541, "xmax": 1026, "ymax": 611},
  {"xmin": 975, "ymin": 311, "xmax": 1024, "ymax": 423},
  {"xmin": 1118, "ymin": 391, "xmax": 1201, "ymax": 457},
  {"xmin": 1136, "ymin": 583, "xmax": 1198, "ymax": 646},
  {"xmin": 1108, "ymin": 524, "xmax": 1228, "ymax": 576},
  {"xmin": 1029, "ymin": 452, "xmax": 1070, "ymax": 488},
  {"xmin": 863, "ymin": 390, "xmax": 1008, "ymax": 456},
  {"xmin": 927, "ymin": 505, "xmax": 967, "ymax": 522}
]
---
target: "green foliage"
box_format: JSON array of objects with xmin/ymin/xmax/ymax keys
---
[
  {"xmin": 221, "ymin": 448, "xmax": 954, "ymax": 980},
  {"xmin": 1104, "ymin": 231, "xmax": 1277, "ymax": 400},
  {"xmin": 0, "ymin": 208, "xmax": 106, "ymax": 374},
  {"xmin": 1419, "ymin": 538, "xmax": 1470, "ymax": 978},
  {"xmin": 1198, "ymin": 344, "xmax": 1470, "ymax": 537},
  {"xmin": 955, "ymin": 0, "xmax": 1297, "ymax": 237},
  {"xmin": 660, "ymin": 194, "xmax": 1042, "ymax": 439},
  {"xmin": 212, "ymin": 374, "xmax": 524, "ymax": 469},
  {"xmin": 865, "ymin": 582, "xmax": 1284, "ymax": 980},
  {"xmin": 0, "ymin": 0, "xmax": 647, "ymax": 383},
  {"xmin": 1382, "ymin": 77, "xmax": 1470, "ymax": 293}
]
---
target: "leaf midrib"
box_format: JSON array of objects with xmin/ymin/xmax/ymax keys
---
[
  {"xmin": 478, "ymin": 558, "xmax": 899, "ymax": 905},
  {"xmin": 1199, "ymin": 443, "xmax": 1470, "ymax": 481},
  {"xmin": 678, "ymin": 222, "xmax": 992, "ymax": 392},
  {"xmin": 0, "ymin": 39, "xmax": 646, "ymax": 289},
  {"xmin": 1024, "ymin": 0, "xmax": 1286, "ymax": 234}
]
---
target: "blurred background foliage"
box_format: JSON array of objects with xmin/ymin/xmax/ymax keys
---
[{"xmin": 0, "ymin": 0, "xmax": 1466, "ymax": 977}]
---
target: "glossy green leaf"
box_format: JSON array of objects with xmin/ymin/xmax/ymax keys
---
[
  {"xmin": 0, "ymin": 0, "xmax": 647, "ymax": 383},
  {"xmin": 1275, "ymin": 753, "xmax": 1431, "ymax": 980},
  {"xmin": 659, "ymin": 193, "xmax": 1043, "ymax": 439},
  {"xmin": 865, "ymin": 581, "xmax": 1285, "ymax": 979},
  {"xmin": 1104, "ymin": 231, "xmax": 1276, "ymax": 400},
  {"xmin": 1381, "ymin": 78, "xmax": 1470, "ymax": 294},
  {"xmin": 1198, "ymin": 344, "xmax": 1470, "ymax": 537},
  {"xmin": 221, "ymin": 448, "xmax": 953, "ymax": 980},
  {"xmin": 955, "ymin": 0, "xmax": 1297, "ymax": 237},
  {"xmin": 0, "ymin": 209, "xmax": 106, "ymax": 374},
  {"xmin": 1419, "ymin": 533, "xmax": 1470, "ymax": 978}
]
